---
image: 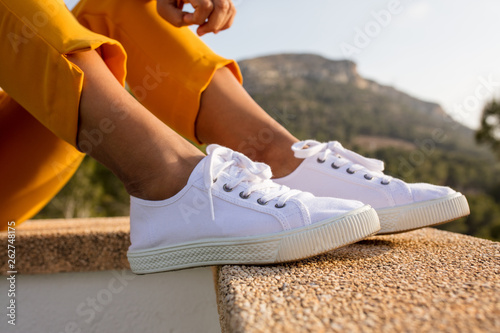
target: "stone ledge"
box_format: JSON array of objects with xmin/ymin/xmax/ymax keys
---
[
  {"xmin": 0, "ymin": 217, "xmax": 130, "ymax": 275},
  {"xmin": 3, "ymin": 219, "xmax": 499, "ymax": 332},
  {"xmin": 215, "ymin": 228, "xmax": 500, "ymax": 333}
]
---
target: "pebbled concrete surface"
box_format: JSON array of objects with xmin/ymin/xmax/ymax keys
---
[
  {"xmin": 215, "ymin": 228, "xmax": 500, "ymax": 333},
  {"xmin": 0, "ymin": 217, "xmax": 131, "ymax": 275}
]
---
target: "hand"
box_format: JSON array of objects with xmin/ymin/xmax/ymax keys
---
[{"xmin": 157, "ymin": 0, "xmax": 236, "ymax": 36}]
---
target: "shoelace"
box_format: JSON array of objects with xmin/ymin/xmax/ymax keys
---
[
  {"xmin": 204, "ymin": 145, "xmax": 301, "ymax": 220},
  {"xmin": 292, "ymin": 140, "xmax": 393, "ymax": 184}
]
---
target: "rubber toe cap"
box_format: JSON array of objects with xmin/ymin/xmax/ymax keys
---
[{"xmin": 409, "ymin": 183, "xmax": 456, "ymax": 203}]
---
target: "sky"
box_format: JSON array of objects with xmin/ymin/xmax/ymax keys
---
[{"xmin": 65, "ymin": 0, "xmax": 500, "ymax": 129}]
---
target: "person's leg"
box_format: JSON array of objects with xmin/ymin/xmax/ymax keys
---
[
  {"xmin": 70, "ymin": 0, "xmax": 466, "ymax": 240},
  {"xmin": 1, "ymin": 0, "xmax": 380, "ymax": 270},
  {"xmin": 0, "ymin": 0, "xmax": 204, "ymax": 232},
  {"xmin": 69, "ymin": 50, "xmax": 204, "ymax": 200},
  {"xmin": 196, "ymin": 66, "xmax": 470, "ymax": 235},
  {"xmin": 0, "ymin": 0, "xmax": 127, "ymax": 147},
  {"xmin": 71, "ymin": 49, "xmax": 380, "ymax": 272},
  {"xmin": 72, "ymin": 0, "xmax": 242, "ymax": 144},
  {"xmin": 196, "ymin": 67, "xmax": 301, "ymax": 178},
  {"xmin": 0, "ymin": 0, "xmax": 127, "ymax": 228},
  {"xmin": 72, "ymin": 0, "xmax": 300, "ymax": 177}
]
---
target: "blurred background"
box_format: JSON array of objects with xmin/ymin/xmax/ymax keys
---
[{"xmin": 48, "ymin": 0, "xmax": 500, "ymax": 240}]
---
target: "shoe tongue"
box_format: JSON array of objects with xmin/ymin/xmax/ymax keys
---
[
  {"xmin": 187, "ymin": 144, "xmax": 235, "ymax": 184},
  {"xmin": 187, "ymin": 155, "xmax": 228, "ymax": 185},
  {"xmin": 328, "ymin": 141, "xmax": 385, "ymax": 173}
]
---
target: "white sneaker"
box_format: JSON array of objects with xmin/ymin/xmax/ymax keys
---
[
  {"xmin": 274, "ymin": 140, "xmax": 470, "ymax": 235},
  {"xmin": 127, "ymin": 144, "xmax": 380, "ymax": 273}
]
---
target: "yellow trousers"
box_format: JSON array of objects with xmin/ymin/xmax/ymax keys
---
[{"xmin": 0, "ymin": 0, "xmax": 242, "ymax": 230}]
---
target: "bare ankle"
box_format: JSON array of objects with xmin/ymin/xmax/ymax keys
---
[
  {"xmin": 252, "ymin": 140, "xmax": 301, "ymax": 178},
  {"xmin": 124, "ymin": 155, "xmax": 204, "ymax": 200}
]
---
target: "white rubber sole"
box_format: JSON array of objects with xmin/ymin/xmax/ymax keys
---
[
  {"xmin": 127, "ymin": 205, "xmax": 380, "ymax": 274},
  {"xmin": 376, "ymin": 192, "xmax": 470, "ymax": 235}
]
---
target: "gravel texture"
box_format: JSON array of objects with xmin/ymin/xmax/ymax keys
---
[
  {"xmin": 215, "ymin": 228, "xmax": 500, "ymax": 333},
  {"xmin": 0, "ymin": 217, "xmax": 131, "ymax": 275}
]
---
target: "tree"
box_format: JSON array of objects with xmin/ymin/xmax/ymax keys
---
[{"xmin": 476, "ymin": 100, "xmax": 500, "ymax": 157}]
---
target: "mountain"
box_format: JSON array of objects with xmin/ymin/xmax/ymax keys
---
[{"xmin": 238, "ymin": 54, "xmax": 486, "ymax": 157}]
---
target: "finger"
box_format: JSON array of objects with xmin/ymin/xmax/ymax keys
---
[
  {"xmin": 218, "ymin": 3, "xmax": 236, "ymax": 32},
  {"xmin": 157, "ymin": 0, "xmax": 186, "ymax": 27},
  {"xmin": 197, "ymin": 0, "xmax": 232, "ymax": 35},
  {"xmin": 183, "ymin": 0, "xmax": 214, "ymax": 26}
]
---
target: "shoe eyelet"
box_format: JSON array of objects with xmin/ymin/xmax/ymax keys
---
[
  {"xmin": 239, "ymin": 191, "xmax": 250, "ymax": 199},
  {"xmin": 257, "ymin": 198, "xmax": 268, "ymax": 205},
  {"xmin": 346, "ymin": 168, "xmax": 355, "ymax": 174},
  {"xmin": 275, "ymin": 203, "xmax": 286, "ymax": 209},
  {"xmin": 364, "ymin": 174, "xmax": 373, "ymax": 180},
  {"xmin": 317, "ymin": 158, "xmax": 326, "ymax": 164},
  {"xmin": 223, "ymin": 184, "xmax": 233, "ymax": 192},
  {"xmin": 381, "ymin": 180, "xmax": 390, "ymax": 185},
  {"xmin": 331, "ymin": 163, "xmax": 340, "ymax": 169}
]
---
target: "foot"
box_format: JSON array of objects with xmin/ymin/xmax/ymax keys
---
[
  {"xmin": 127, "ymin": 144, "xmax": 380, "ymax": 273},
  {"xmin": 274, "ymin": 140, "xmax": 470, "ymax": 235}
]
